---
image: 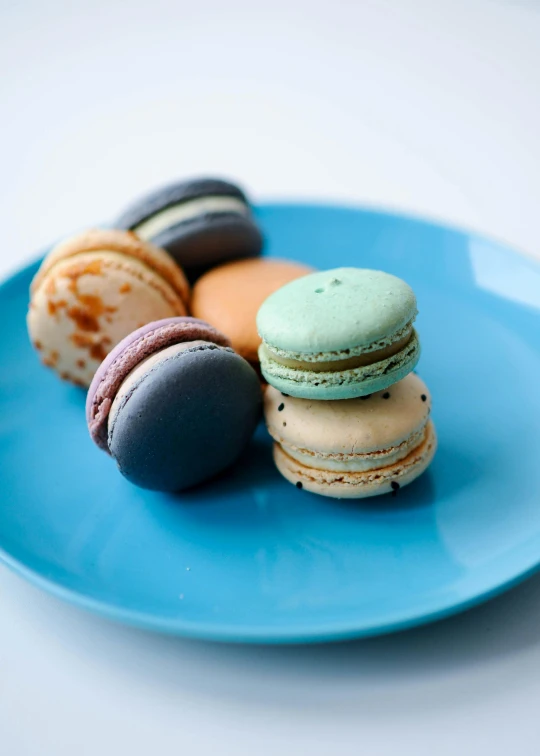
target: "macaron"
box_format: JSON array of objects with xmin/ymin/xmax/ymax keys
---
[
  {"xmin": 86, "ymin": 317, "xmax": 262, "ymax": 492},
  {"xmin": 264, "ymin": 373, "xmax": 436, "ymax": 499},
  {"xmin": 257, "ymin": 267, "xmax": 420, "ymax": 400},
  {"xmin": 191, "ymin": 257, "xmax": 313, "ymax": 367},
  {"xmin": 116, "ymin": 177, "xmax": 263, "ymax": 273},
  {"xmin": 28, "ymin": 230, "xmax": 190, "ymax": 387}
]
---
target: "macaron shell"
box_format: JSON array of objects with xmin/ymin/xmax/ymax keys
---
[
  {"xmin": 264, "ymin": 373, "xmax": 431, "ymax": 456},
  {"xmin": 273, "ymin": 421, "xmax": 437, "ymax": 499},
  {"xmin": 87, "ymin": 316, "xmax": 231, "ymax": 451},
  {"xmin": 256, "ymin": 267, "xmax": 417, "ymax": 356},
  {"xmin": 28, "ymin": 251, "xmax": 188, "ymax": 387},
  {"xmin": 116, "ymin": 178, "xmax": 250, "ymax": 230},
  {"xmin": 108, "ymin": 345, "xmax": 262, "ymax": 492},
  {"xmin": 259, "ymin": 330, "xmax": 420, "ymax": 399},
  {"xmin": 192, "ymin": 258, "xmax": 313, "ymax": 363},
  {"xmin": 149, "ymin": 213, "xmax": 263, "ymax": 271},
  {"xmin": 30, "ymin": 229, "xmax": 190, "ymax": 305},
  {"xmin": 115, "ymin": 178, "xmax": 263, "ymax": 271},
  {"xmin": 107, "ymin": 340, "xmax": 210, "ymax": 430}
]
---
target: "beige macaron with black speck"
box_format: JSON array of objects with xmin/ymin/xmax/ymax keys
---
[
  {"xmin": 264, "ymin": 372, "xmax": 436, "ymax": 499},
  {"xmin": 28, "ymin": 229, "xmax": 190, "ymax": 387}
]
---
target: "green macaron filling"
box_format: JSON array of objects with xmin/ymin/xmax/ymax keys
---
[{"xmin": 261, "ymin": 328, "xmax": 413, "ymax": 373}]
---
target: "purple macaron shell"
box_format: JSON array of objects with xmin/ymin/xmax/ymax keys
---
[{"xmin": 86, "ymin": 316, "xmax": 231, "ymax": 452}]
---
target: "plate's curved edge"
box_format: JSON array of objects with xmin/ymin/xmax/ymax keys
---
[
  {"xmin": 256, "ymin": 199, "xmax": 540, "ymax": 268},
  {"xmin": 3, "ymin": 202, "xmax": 540, "ymax": 644},
  {"xmin": 3, "ymin": 201, "xmax": 540, "ymax": 301},
  {"xmin": 2, "ymin": 545, "xmax": 540, "ymax": 644}
]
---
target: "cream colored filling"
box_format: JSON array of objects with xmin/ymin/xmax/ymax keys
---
[
  {"xmin": 108, "ymin": 340, "xmax": 209, "ymax": 430},
  {"xmin": 277, "ymin": 424, "xmax": 426, "ymax": 473},
  {"xmin": 134, "ymin": 196, "xmax": 249, "ymax": 240},
  {"xmin": 274, "ymin": 421, "xmax": 436, "ymax": 498},
  {"xmin": 262, "ymin": 330, "xmax": 412, "ymax": 373}
]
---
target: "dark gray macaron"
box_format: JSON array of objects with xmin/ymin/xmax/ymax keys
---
[
  {"xmin": 86, "ymin": 317, "xmax": 262, "ymax": 492},
  {"xmin": 115, "ymin": 178, "xmax": 264, "ymax": 274}
]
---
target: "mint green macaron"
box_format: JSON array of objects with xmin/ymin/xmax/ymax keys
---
[{"xmin": 256, "ymin": 267, "xmax": 420, "ymax": 400}]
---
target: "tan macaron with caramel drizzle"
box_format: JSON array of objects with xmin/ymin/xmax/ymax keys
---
[{"xmin": 28, "ymin": 229, "xmax": 190, "ymax": 387}]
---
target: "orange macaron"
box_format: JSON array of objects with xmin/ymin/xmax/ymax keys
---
[{"xmin": 191, "ymin": 257, "xmax": 313, "ymax": 366}]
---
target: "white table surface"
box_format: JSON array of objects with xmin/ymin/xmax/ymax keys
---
[{"xmin": 2, "ymin": 1, "xmax": 540, "ymax": 753}]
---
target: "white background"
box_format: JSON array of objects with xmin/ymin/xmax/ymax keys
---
[{"xmin": 2, "ymin": 1, "xmax": 540, "ymax": 753}]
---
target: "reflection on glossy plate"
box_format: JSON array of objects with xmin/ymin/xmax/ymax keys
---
[{"xmin": 1, "ymin": 203, "xmax": 540, "ymax": 643}]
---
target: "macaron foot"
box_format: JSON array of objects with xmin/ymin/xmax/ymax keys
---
[
  {"xmin": 273, "ymin": 421, "xmax": 437, "ymax": 499},
  {"xmin": 259, "ymin": 330, "xmax": 420, "ymax": 400}
]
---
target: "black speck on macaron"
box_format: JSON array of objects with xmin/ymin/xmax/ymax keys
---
[
  {"xmin": 296, "ymin": 481, "xmax": 303, "ymax": 489},
  {"xmin": 360, "ymin": 394, "xmax": 372, "ymax": 400},
  {"xmin": 421, "ymin": 394, "xmax": 427, "ymax": 402},
  {"xmin": 391, "ymin": 481, "xmax": 400, "ymax": 497},
  {"xmin": 382, "ymin": 392, "xmax": 390, "ymax": 399},
  {"xmin": 278, "ymin": 403, "xmax": 285, "ymax": 412}
]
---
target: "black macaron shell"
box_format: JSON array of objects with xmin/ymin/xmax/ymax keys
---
[
  {"xmin": 108, "ymin": 346, "xmax": 262, "ymax": 492},
  {"xmin": 116, "ymin": 178, "xmax": 250, "ymax": 231},
  {"xmin": 150, "ymin": 213, "xmax": 263, "ymax": 271}
]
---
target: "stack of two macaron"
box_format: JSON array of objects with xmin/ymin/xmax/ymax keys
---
[{"xmin": 257, "ymin": 268, "xmax": 437, "ymax": 499}]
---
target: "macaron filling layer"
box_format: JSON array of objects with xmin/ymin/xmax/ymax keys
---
[
  {"xmin": 270, "ymin": 424, "xmax": 426, "ymax": 473},
  {"xmin": 259, "ymin": 330, "xmax": 420, "ymax": 398},
  {"xmin": 134, "ymin": 196, "xmax": 250, "ymax": 241},
  {"xmin": 276, "ymin": 420, "xmax": 432, "ymax": 476},
  {"xmin": 260, "ymin": 320, "xmax": 414, "ymax": 364},
  {"xmin": 261, "ymin": 328, "xmax": 413, "ymax": 373},
  {"xmin": 274, "ymin": 421, "xmax": 437, "ymax": 499},
  {"xmin": 264, "ymin": 376, "xmax": 432, "ymax": 473}
]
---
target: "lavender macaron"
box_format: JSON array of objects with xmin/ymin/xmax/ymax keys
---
[{"xmin": 86, "ymin": 317, "xmax": 262, "ymax": 491}]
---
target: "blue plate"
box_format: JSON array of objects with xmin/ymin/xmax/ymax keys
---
[{"xmin": 1, "ymin": 203, "xmax": 540, "ymax": 643}]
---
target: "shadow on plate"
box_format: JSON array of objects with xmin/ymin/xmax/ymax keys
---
[
  {"xmin": 325, "ymin": 470, "xmax": 437, "ymax": 514},
  {"xmin": 159, "ymin": 430, "xmax": 279, "ymax": 507}
]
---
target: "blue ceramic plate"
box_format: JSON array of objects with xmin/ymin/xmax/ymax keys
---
[{"xmin": 1, "ymin": 203, "xmax": 540, "ymax": 643}]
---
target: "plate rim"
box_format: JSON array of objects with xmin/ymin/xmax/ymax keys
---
[
  {"xmin": 3, "ymin": 544, "xmax": 540, "ymax": 643},
  {"xmin": 2, "ymin": 200, "xmax": 540, "ymax": 644}
]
